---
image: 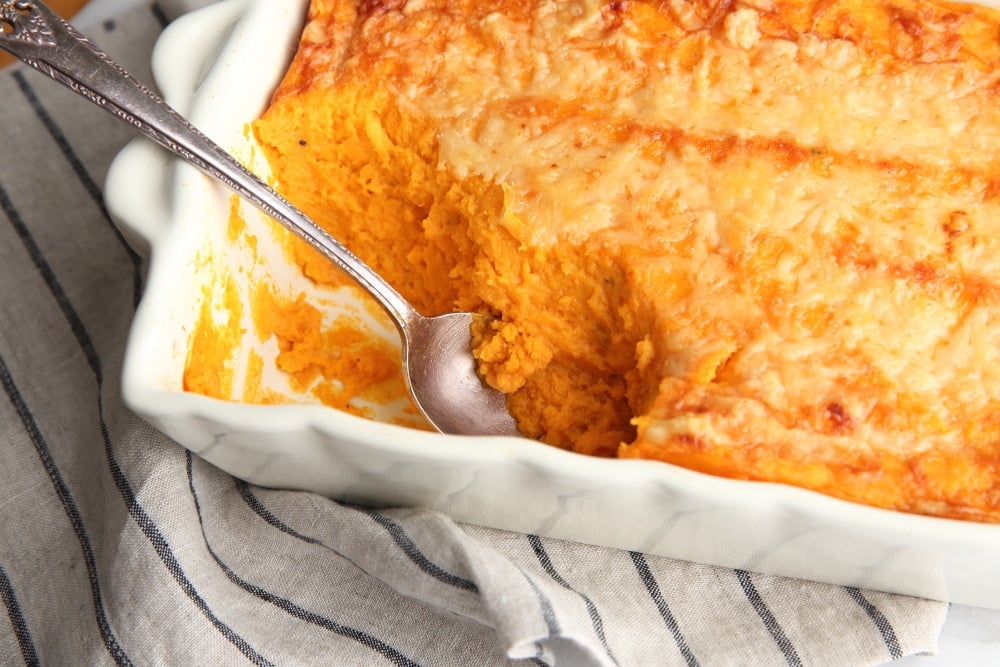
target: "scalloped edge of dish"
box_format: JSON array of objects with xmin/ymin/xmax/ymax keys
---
[{"xmin": 104, "ymin": 0, "xmax": 1000, "ymax": 608}]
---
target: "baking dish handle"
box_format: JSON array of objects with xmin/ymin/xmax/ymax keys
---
[{"xmin": 103, "ymin": 0, "xmax": 249, "ymax": 251}]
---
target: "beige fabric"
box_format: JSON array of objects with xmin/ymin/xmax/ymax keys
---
[{"xmin": 0, "ymin": 2, "xmax": 947, "ymax": 665}]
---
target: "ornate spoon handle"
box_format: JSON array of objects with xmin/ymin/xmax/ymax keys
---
[{"xmin": 0, "ymin": 0, "xmax": 418, "ymax": 327}]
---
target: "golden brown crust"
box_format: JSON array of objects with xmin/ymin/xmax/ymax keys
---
[{"xmin": 249, "ymin": 0, "xmax": 1000, "ymax": 521}]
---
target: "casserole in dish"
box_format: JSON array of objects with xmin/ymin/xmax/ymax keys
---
[{"xmin": 106, "ymin": 0, "xmax": 1000, "ymax": 607}]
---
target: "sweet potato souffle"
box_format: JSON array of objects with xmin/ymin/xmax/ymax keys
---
[{"xmin": 184, "ymin": 0, "xmax": 1000, "ymax": 522}]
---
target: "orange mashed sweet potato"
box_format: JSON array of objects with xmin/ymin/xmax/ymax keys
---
[{"xmin": 186, "ymin": 0, "xmax": 1000, "ymax": 522}]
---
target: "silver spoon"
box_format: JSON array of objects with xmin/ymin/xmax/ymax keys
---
[{"xmin": 0, "ymin": 0, "xmax": 519, "ymax": 437}]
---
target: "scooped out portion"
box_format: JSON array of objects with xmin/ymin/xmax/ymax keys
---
[
  {"xmin": 192, "ymin": 0, "xmax": 1000, "ymax": 522},
  {"xmin": 252, "ymin": 81, "xmax": 652, "ymax": 455}
]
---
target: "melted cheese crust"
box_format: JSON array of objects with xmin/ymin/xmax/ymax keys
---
[{"xmin": 253, "ymin": 0, "xmax": 1000, "ymax": 521}]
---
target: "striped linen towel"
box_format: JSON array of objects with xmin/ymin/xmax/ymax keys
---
[{"xmin": 0, "ymin": 1, "xmax": 948, "ymax": 664}]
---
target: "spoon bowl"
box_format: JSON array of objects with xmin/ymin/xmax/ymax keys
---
[
  {"xmin": 404, "ymin": 312, "xmax": 516, "ymax": 436},
  {"xmin": 0, "ymin": 0, "xmax": 520, "ymax": 437}
]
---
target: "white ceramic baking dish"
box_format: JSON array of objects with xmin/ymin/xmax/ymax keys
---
[{"xmin": 104, "ymin": 0, "xmax": 1000, "ymax": 609}]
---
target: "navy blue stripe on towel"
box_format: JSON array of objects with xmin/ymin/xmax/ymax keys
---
[
  {"xmin": 0, "ymin": 355, "xmax": 133, "ymax": 667},
  {"xmin": 0, "ymin": 563, "xmax": 40, "ymax": 667},
  {"xmin": 363, "ymin": 509, "xmax": 479, "ymax": 594},
  {"xmin": 0, "ymin": 184, "xmax": 271, "ymax": 666},
  {"xmin": 736, "ymin": 569, "xmax": 803, "ymax": 667},
  {"xmin": 235, "ymin": 479, "xmax": 321, "ymax": 545},
  {"xmin": 630, "ymin": 552, "xmax": 700, "ymax": 667},
  {"xmin": 235, "ymin": 480, "xmax": 412, "ymax": 586},
  {"xmin": 10, "ymin": 70, "xmax": 144, "ymax": 307},
  {"xmin": 844, "ymin": 587, "xmax": 903, "ymax": 660},
  {"xmin": 150, "ymin": 2, "xmax": 170, "ymax": 28},
  {"xmin": 188, "ymin": 454, "xmax": 421, "ymax": 667},
  {"xmin": 521, "ymin": 570, "xmax": 560, "ymax": 639},
  {"xmin": 528, "ymin": 534, "xmax": 617, "ymax": 665},
  {"xmin": 0, "ymin": 183, "xmax": 103, "ymax": 382}
]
